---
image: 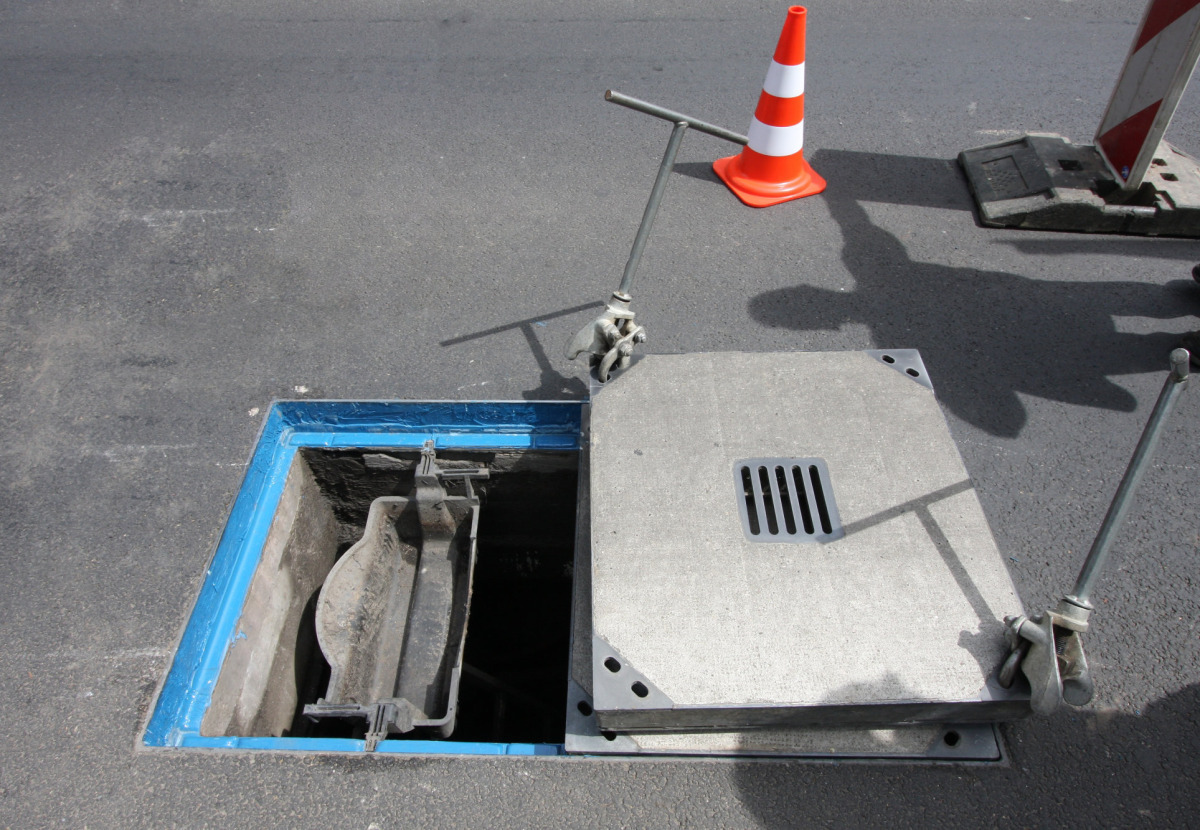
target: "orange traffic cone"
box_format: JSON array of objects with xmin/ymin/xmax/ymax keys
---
[{"xmin": 714, "ymin": 6, "xmax": 826, "ymax": 207}]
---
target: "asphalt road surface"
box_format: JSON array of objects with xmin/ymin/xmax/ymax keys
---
[{"xmin": 3, "ymin": 0, "xmax": 1200, "ymax": 826}]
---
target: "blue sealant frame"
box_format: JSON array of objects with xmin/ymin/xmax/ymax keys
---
[{"xmin": 143, "ymin": 400, "xmax": 581, "ymax": 755}]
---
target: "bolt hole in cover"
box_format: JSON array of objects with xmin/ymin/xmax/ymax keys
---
[
  {"xmin": 604, "ymin": 657, "xmax": 621, "ymax": 673},
  {"xmin": 866, "ymin": 349, "xmax": 934, "ymax": 390}
]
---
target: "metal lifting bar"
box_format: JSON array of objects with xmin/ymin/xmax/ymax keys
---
[
  {"xmin": 566, "ymin": 90, "xmax": 746, "ymax": 382},
  {"xmin": 603, "ymin": 90, "xmax": 749, "ymax": 147}
]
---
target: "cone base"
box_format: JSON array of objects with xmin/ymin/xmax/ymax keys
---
[{"xmin": 713, "ymin": 151, "xmax": 826, "ymax": 208}]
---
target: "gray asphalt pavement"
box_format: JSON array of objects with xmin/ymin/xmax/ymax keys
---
[{"xmin": 3, "ymin": 0, "xmax": 1200, "ymax": 826}]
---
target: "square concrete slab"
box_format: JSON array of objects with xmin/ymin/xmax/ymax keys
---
[
  {"xmin": 588, "ymin": 352, "xmax": 1029, "ymax": 731},
  {"xmin": 567, "ymin": 427, "xmax": 1003, "ymax": 762}
]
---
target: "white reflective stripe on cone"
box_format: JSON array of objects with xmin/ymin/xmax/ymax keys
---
[
  {"xmin": 746, "ymin": 118, "xmax": 805, "ymax": 157},
  {"xmin": 762, "ymin": 61, "xmax": 806, "ymax": 99},
  {"xmin": 1098, "ymin": 2, "xmax": 1200, "ymax": 134}
]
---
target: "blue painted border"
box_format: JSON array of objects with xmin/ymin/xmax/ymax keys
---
[{"xmin": 144, "ymin": 400, "xmax": 580, "ymax": 756}]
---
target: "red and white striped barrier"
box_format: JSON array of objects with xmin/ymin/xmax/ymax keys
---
[
  {"xmin": 714, "ymin": 6, "xmax": 826, "ymax": 207},
  {"xmin": 1096, "ymin": 0, "xmax": 1200, "ymax": 187}
]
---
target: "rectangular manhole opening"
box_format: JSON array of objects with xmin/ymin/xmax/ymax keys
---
[
  {"xmin": 178, "ymin": 440, "xmax": 578, "ymax": 750},
  {"xmin": 150, "ymin": 407, "xmax": 585, "ymax": 753}
]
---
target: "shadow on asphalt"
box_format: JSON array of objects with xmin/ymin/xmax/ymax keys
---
[
  {"xmin": 731, "ymin": 681, "xmax": 1200, "ymax": 826},
  {"xmin": 720, "ymin": 151, "xmax": 1200, "ymax": 818},
  {"xmin": 439, "ymin": 303, "xmax": 595, "ymax": 400},
  {"xmin": 998, "ymin": 237, "xmax": 1200, "ymax": 260},
  {"xmin": 672, "ymin": 160, "xmax": 725, "ymax": 186},
  {"xmin": 747, "ymin": 149, "xmax": 1200, "ymax": 438}
]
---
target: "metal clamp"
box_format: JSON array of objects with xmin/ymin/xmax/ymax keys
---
[{"xmin": 565, "ymin": 292, "xmax": 646, "ymax": 383}]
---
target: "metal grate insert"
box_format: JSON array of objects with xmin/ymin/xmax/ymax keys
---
[{"xmin": 734, "ymin": 458, "xmax": 843, "ymax": 543}]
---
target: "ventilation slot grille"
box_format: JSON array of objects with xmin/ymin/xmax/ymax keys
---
[{"xmin": 734, "ymin": 458, "xmax": 843, "ymax": 543}]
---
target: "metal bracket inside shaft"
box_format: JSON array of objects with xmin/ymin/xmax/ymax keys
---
[
  {"xmin": 303, "ymin": 440, "xmax": 487, "ymax": 749},
  {"xmin": 998, "ymin": 348, "xmax": 1190, "ymax": 713}
]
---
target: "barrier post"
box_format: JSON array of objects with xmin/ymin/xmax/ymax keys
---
[{"xmin": 1096, "ymin": 0, "xmax": 1200, "ymax": 188}]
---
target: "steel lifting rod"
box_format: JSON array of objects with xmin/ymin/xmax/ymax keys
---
[
  {"xmin": 604, "ymin": 90, "xmax": 747, "ymax": 297},
  {"xmin": 604, "ymin": 89, "xmax": 749, "ymax": 298},
  {"xmin": 1058, "ymin": 347, "xmax": 1191, "ymax": 625},
  {"xmin": 619, "ymin": 120, "xmax": 688, "ymax": 297}
]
